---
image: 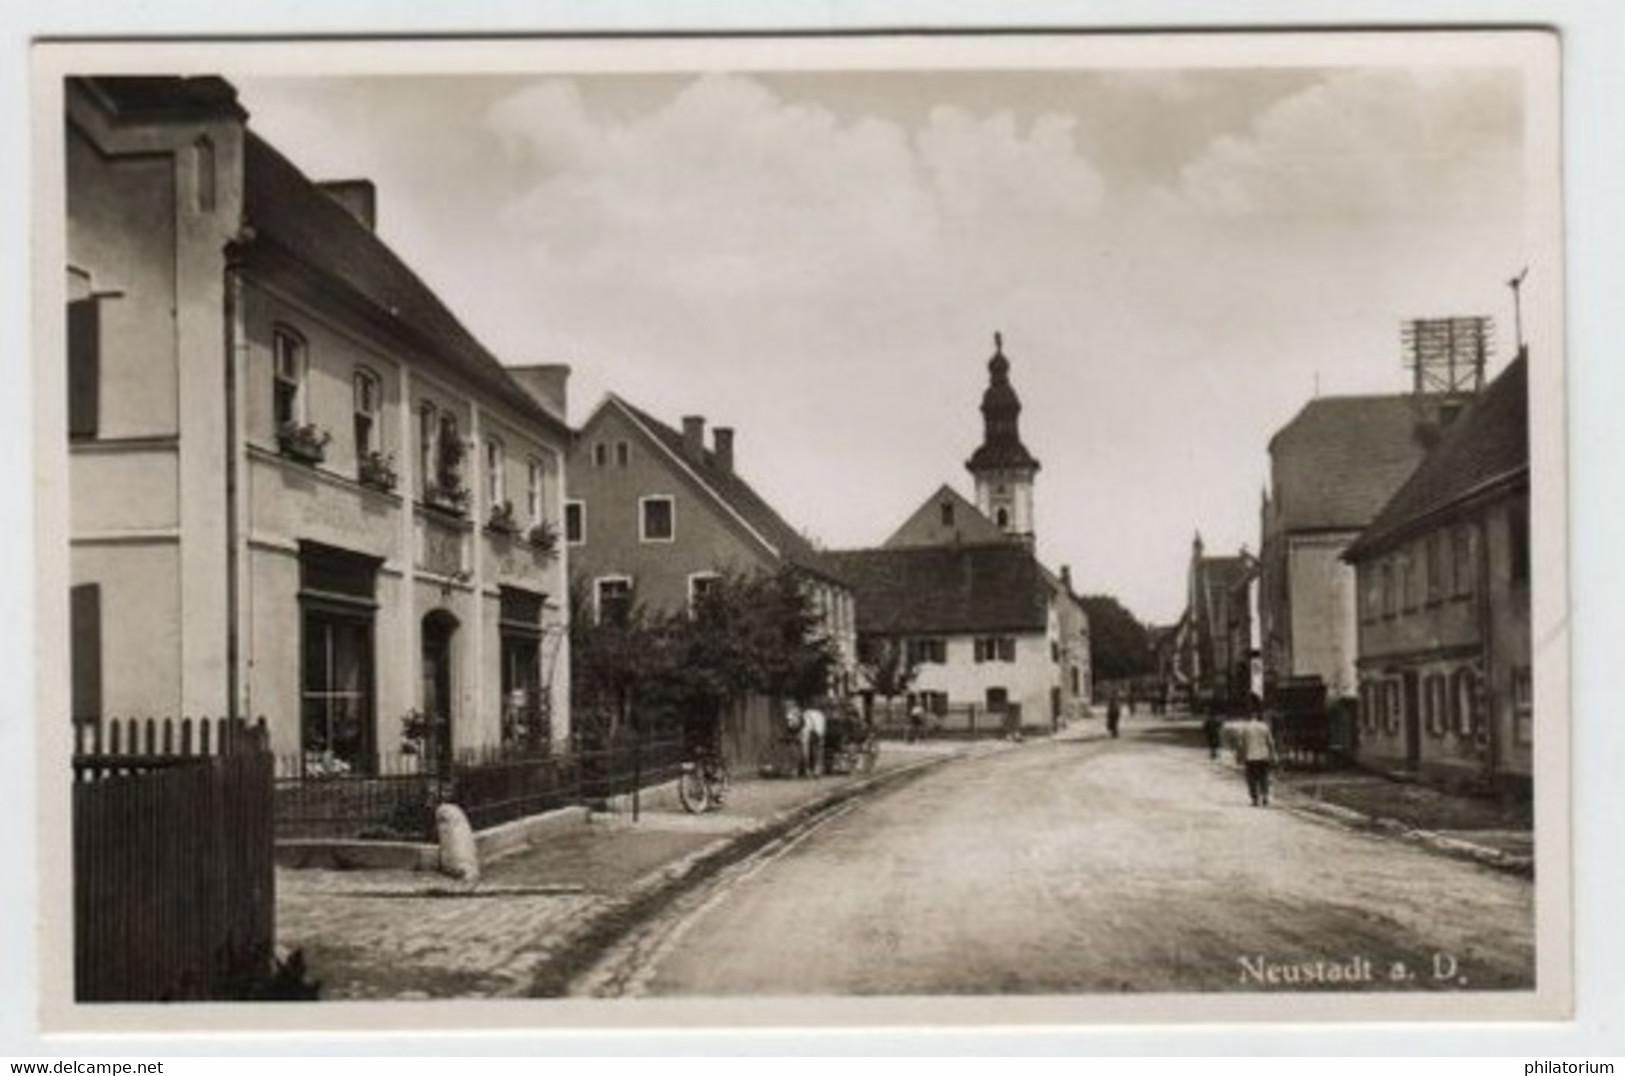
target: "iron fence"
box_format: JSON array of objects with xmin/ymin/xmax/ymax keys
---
[{"xmin": 272, "ymin": 731, "xmax": 690, "ymax": 840}]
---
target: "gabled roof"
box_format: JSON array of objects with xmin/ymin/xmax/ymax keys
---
[
  {"xmin": 1267, "ymin": 394, "xmax": 1433, "ymax": 532},
  {"xmin": 820, "ymin": 543, "xmax": 1052, "ymax": 635},
  {"xmin": 883, "ymin": 483, "xmax": 1011, "ymax": 549},
  {"xmin": 240, "ymin": 130, "xmax": 568, "ymax": 437},
  {"xmin": 592, "ymin": 395, "xmax": 832, "ymax": 576},
  {"xmin": 1345, "ymin": 354, "xmax": 1529, "ymax": 561}
]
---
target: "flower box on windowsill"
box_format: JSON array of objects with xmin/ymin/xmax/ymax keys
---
[
  {"xmin": 358, "ymin": 451, "xmax": 398, "ymax": 493},
  {"xmin": 526, "ymin": 519, "xmax": 561, "ymax": 559},
  {"xmin": 486, "ymin": 501, "xmax": 521, "ymax": 537},
  {"xmin": 424, "ymin": 482, "xmax": 470, "ymax": 517},
  {"xmin": 277, "ymin": 422, "xmax": 330, "ymax": 466}
]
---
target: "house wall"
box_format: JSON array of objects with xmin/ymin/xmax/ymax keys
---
[
  {"xmin": 566, "ymin": 406, "xmax": 777, "ymax": 615},
  {"xmin": 65, "ymin": 87, "xmax": 245, "ymax": 721},
  {"xmin": 905, "ymin": 629, "xmax": 1057, "ymax": 731},
  {"xmin": 1284, "ymin": 532, "xmax": 1361, "ymax": 698},
  {"xmin": 1352, "ymin": 495, "xmax": 1530, "ymax": 784},
  {"xmin": 240, "ymin": 277, "xmax": 570, "ymax": 763},
  {"xmin": 63, "ymin": 82, "xmax": 571, "ymax": 760}
]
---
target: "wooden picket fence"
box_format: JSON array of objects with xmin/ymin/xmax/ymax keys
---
[{"xmin": 72, "ymin": 716, "xmax": 275, "ymax": 1001}]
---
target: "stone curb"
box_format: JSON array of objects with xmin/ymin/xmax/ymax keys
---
[{"xmin": 1286, "ymin": 798, "xmax": 1533, "ymax": 878}]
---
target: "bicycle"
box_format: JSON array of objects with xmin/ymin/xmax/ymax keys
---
[{"xmin": 677, "ymin": 743, "xmax": 731, "ymax": 814}]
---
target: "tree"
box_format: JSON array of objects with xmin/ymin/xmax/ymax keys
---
[
  {"xmin": 857, "ymin": 635, "xmax": 919, "ymax": 714},
  {"xmin": 568, "ymin": 565, "xmax": 840, "ymax": 746},
  {"xmin": 1080, "ymin": 594, "xmax": 1156, "ymax": 684}
]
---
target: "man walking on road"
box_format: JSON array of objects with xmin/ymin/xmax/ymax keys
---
[{"xmin": 1237, "ymin": 711, "xmax": 1278, "ymax": 806}]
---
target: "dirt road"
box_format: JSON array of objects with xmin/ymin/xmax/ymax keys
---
[{"xmin": 575, "ymin": 727, "xmax": 1535, "ymax": 997}]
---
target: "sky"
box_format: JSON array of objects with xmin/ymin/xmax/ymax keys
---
[{"xmin": 232, "ymin": 53, "xmax": 1546, "ymax": 626}]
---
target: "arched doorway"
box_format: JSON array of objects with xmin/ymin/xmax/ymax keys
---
[{"xmin": 421, "ymin": 610, "xmax": 459, "ymax": 773}]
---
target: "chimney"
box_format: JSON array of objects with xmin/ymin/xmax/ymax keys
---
[
  {"xmin": 712, "ymin": 427, "xmax": 734, "ymax": 473},
  {"xmin": 507, "ymin": 364, "xmax": 571, "ymax": 423},
  {"xmin": 682, "ymin": 415, "xmax": 706, "ymax": 460},
  {"xmin": 317, "ymin": 179, "xmax": 377, "ymax": 231},
  {"xmin": 1060, "ymin": 565, "xmax": 1072, "ymax": 592}
]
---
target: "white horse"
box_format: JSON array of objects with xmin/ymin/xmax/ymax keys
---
[{"xmin": 786, "ymin": 704, "xmax": 827, "ymax": 778}]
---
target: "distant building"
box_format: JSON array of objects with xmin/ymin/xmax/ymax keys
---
[
  {"xmin": 563, "ymin": 395, "xmax": 856, "ymax": 760},
  {"xmin": 827, "ymin": 337, "xmax": 1090, "ymax": 733},
  {"xmin": 1258, "ymin": 394, "xmax": 1458, "ymax": 703},
  {"xmin": 1176, "ymin": 534, "xmax": 1257, "ymax": 712},
  {"xmin": 65, "ymin": 77, "xmax": 573, "ymax": 771},
  {"xmin": 1343, "ymin": 353, "xmax": 1531, "ymax": 788}
]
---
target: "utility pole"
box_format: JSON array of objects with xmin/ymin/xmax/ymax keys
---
[{"xmin": 1508, "ymin": 266, "xmax": 1528, "ymax": 355}]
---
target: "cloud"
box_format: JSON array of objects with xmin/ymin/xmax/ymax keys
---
[
  {"xmin": 484, "ymin": 73, "xmax": 1105, "ymax": 304},
  {"xmin": 1168, "ymin": 68, "xmax": 1523, "ymax": 221}
]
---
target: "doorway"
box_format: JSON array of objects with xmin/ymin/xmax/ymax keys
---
[{"xmin": 421, "ymin": 610, "xmax": 459, "ymax": 773}]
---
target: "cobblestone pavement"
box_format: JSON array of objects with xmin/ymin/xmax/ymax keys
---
[{"xmin": 275, "ymin": 732, "xmax": 1009, "ymax": 1000}]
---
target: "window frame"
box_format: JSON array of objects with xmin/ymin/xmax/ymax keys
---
[
  {"xmin": 272, "ymin": 326, "xmax": 308, "ymax": 429},
  {"xmin": 485, "ymin": 436, "xmax": 506, "ymax": 512},
  {"xmin": 565, "ymin": 500, "xmax": 586, "ymax": 545},
  {"xmin": 353, "ymin": 367, "xmax": 381, "ymax": 460},
  {"xmin": 639, "ymin": 495, "xmax": 676, "ymax": 544},
  {"xmin": 687, "ymin": 571, "xmax": 722, "ymax": 617},
  {"xmin": 594, "ymin": 575, "xmax": 634, "ymax": 627}
]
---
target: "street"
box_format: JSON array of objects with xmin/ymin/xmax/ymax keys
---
[{"xmin": 575, "ymin": 722, "xmax": 1535, "ymax": 997}]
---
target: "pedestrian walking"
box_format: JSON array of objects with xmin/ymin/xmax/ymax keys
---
[
  {"xmin": 907, "ymin": 704, "xmax": 925, "ymax": 743},
  {"xmin": 1202, "ymin": 711, "xmax": 1223, "ymax": 760},
  {"xmin": 1106, "ymin": 691, "xmax": 1121, "ymax": 739},
  {"xmin": 1236, "ymin": 711, "xmax": 1278, "ymax": 806}
]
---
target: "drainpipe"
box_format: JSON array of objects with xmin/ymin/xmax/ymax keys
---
[{"xmin": 223, "ymin": 240, "xmax": 245, "ymax": 724}]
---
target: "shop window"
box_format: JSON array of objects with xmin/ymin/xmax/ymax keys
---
[
  {"xmin": 298, "ymin": 542, "xmax": 380, "ymax": 776},
  {"xmin": 500, "ymin": 587, "xmax": 547, "ymax": 750}
]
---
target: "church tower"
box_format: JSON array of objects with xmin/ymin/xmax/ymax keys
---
[{"xmin": 965, "ymin": 332, "xmax": 1041, "ymax": 546}]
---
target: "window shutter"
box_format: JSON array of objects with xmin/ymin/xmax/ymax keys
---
[
  {"xmin": 70, "ymin": 583, "xmax": 102, "ymax": 723},
  {"xmin": 67, "ymin": 299, "xmax": 100, "ymax": 440}
]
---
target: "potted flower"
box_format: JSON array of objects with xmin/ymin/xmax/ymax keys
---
[
  {"xmin": 425, "ymin": 479, "xmax": 469, "ymax": 515},
  {"xmin": 487, "ymin": 499, "xmax": 520, "ymax": 536},
  {"xmin": 358, "ymin": 450, "xmax": 398, "ymax": 492},
  {"xmin": 527, "ymin": 518, "xmax": 560, "ymax": 558},
  {"xmin": 277, "ymin": 421, "xmax": 330, "ymax": 465}
]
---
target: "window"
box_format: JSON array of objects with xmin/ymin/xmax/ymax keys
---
[
  {"xmin": 353, "ymin": 368, "xmax": 381, "ymax": 460},
  {"xmin": 1381, "ymin": 561, "xmax": 1396, "ymax": 617},
  {"xmin": 70, "ymin": 583, "xmax": 101, "ymax": 724},
  {"xmin": 995, "ymin": 507, "xmax": 1010, "ymax": 529},
  {"xmin": 499, "ymin": 587, "xmax": 546, "ymax": 750},
  {"xmin": 974, "ymin": 636, "xmax": 1016, "ymax": 663},
  {"xmin": 1452, "ymin": 526, "xmax": 1474, "ymax": 598},
  {"xmin": 1512, "ymin": 666, "xmax": 1533, "ymax": 746},
  {"xmin": 595, "ymin": 576, "xmax": 633, "ymax": 627},
  {"xmin": 1452, "ymin": 667, "xmax": 1478, "ymax": 738},
  {"xmin": 273, "ymin": 328, "xmax": 307, "ymax": 429},
  {"xmin": 1400, "ymin": 553, "xmax": 1418, "ymax": 612},
  {"xmin": 940, "ymin": 501, "xmax": 955, "ymax": 527},
  {"xmin": 436, "ymin": 412, "xmax": 463, "ymax": 490},
  {"xmin": 485, "ymin": 438, "xmax": 506, "ymax": 510},
  {"xmin": 615, "ymin": 441, "xmax": 630, "ymax": 467},
  {"xmin": 1509, "ymin": 501, "xmax": 1531, "ymax": 585},
  {"xmin": 565, "ymin": 500, "xmax": 585, "ymax": 545},
  {"xmin": 298, "ymin": 543, "xmax": 380, "ymax": 776},
  {"xmin": 906, "ymin": 638, "xmax": 946, "ymax": 665},
  {"xmin": 1425, "ymin": 674, "xmax": 1447, "ymax": 737},
  {"xmin": 418, "ymin": 402, "xmax": 438, "ymax": 494},
  {"xmin": 640, "ymin": 496, "xmax": 675, "ymax": 542},
  {"xmin": 526, "ymin": 458, "xmax": 544, "ymax": 524},
  {"xmin": 688, "ymin": 572, "xmax": 721, "ymax": 616},
  {"xmin": 1425, "ymin": 533, "xmax": 1443, "ymax": 603},
  {"xmin": 915, "ymin": 690, "xmax": 948, "ymax": 715},
  {"xmin": 67, "ymin": 297, "xmax": 100, "ymax": 440},
  {"xmin": 193, "ymin": 136, "xmax": 216, "ymax": 212},
  {"xmin": 592, "ymin": 442, "xmax": 609, "ymax": 467}
]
